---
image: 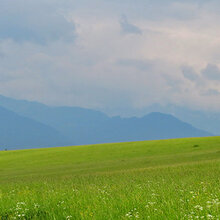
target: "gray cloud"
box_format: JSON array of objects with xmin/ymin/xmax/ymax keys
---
[
  {"xmin": 0, "ymin": 51, "xmax": 5, "ymax": 58},
  {"xmin": 116, "ymin": 59, "xmax": 153, "ymax": 71},
  {"xmin": 0, "ymin": 73, "xmax": 13, "ymax": 82},
  {"xmin": 1, "ymin": 0, "xmax": 220, "ymax": 115},
  {"xmin": 202, "ymin": 64, "xmax": 220, "ymax": 80},
  {"xmin": 182, "ymin": 65, "xmax": 199, "ymax": 81},
  {"xmin": 201, "ymin": 89, "xmax": 220, "ymax": 96},
  {"xmin": 0, "ymin": 0, "xmax": 76, "ymax": 44},
  {"xmin": 120, "ymin": 16, "xmax": 142, "ymax": 35}
]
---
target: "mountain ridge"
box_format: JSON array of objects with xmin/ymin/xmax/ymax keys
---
[{"xmin": 0, "ymin": 95, "xmax": 212, "ymax": 149}]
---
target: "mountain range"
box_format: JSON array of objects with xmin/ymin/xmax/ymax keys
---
[
  {"xmin": 0, "ymin": 95, "xmax": 212, "ymax": 150},
  {"xmin": 122, "ymin": 104, "xmax": 220, "ymax": 136}
]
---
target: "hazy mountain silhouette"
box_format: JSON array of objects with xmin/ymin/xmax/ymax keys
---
[
  {"xmin": 86, "ymin": 112, "xmax": 212, "ymax": 144},
  {"xmin": 0, "ymin": 106, "xmax": 70, "ymax": 150},
  {"xmin": 123, "ymin": 103, "xmax": 220, "ymax": 135},
  {"xmin": 0, "ymin": 95, "xmax": 212, "ymax": 148}
]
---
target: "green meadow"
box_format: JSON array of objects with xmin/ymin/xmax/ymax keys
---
[{"xmin": 0, "ymin": 137, "xmax": 219, "ymax": 219}]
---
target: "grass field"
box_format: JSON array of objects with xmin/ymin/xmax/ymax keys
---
[{"xmin": 0, "ymin": 137, "xmax": 219, "ymax": 219}]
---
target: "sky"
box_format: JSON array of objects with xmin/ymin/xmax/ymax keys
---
[{"xmin": 1, "ymin": 0, "xmax": 220, "ymax": 116}]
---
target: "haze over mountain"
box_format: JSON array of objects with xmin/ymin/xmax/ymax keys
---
[
  {"xmin": 0, "ymin": 95, "xmax": 212, "ymax": 149},
  {"xmin": 1, "ymin": 0, "xmax": 220, "ymax": 116}
]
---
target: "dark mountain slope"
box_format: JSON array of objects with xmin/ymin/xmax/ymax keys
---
[
  {"xmin": 0, "ymin": 106, "xmax": 70, "ymax": 150},
  {"xmin": 84, "ymin": 112, "xmax": 211, "ymax": 144}
]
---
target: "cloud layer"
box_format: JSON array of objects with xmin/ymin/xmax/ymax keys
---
[{"xmin": 1, "ymin": 0, "xmax": 220, "ymax": 115}]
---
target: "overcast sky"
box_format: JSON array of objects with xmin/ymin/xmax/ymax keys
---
[{"xmin": 1, "ymin": 0, "xmax": 220, "ymax": 115}]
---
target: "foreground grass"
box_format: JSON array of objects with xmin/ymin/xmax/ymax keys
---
[{"xmin": 0, "ymin": 137, "xmax": 219, "ymax": 219}]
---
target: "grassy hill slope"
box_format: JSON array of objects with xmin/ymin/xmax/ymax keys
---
[{"xmin": 0, "ymin": 137, "xmax": 219, "ymax": 219}]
